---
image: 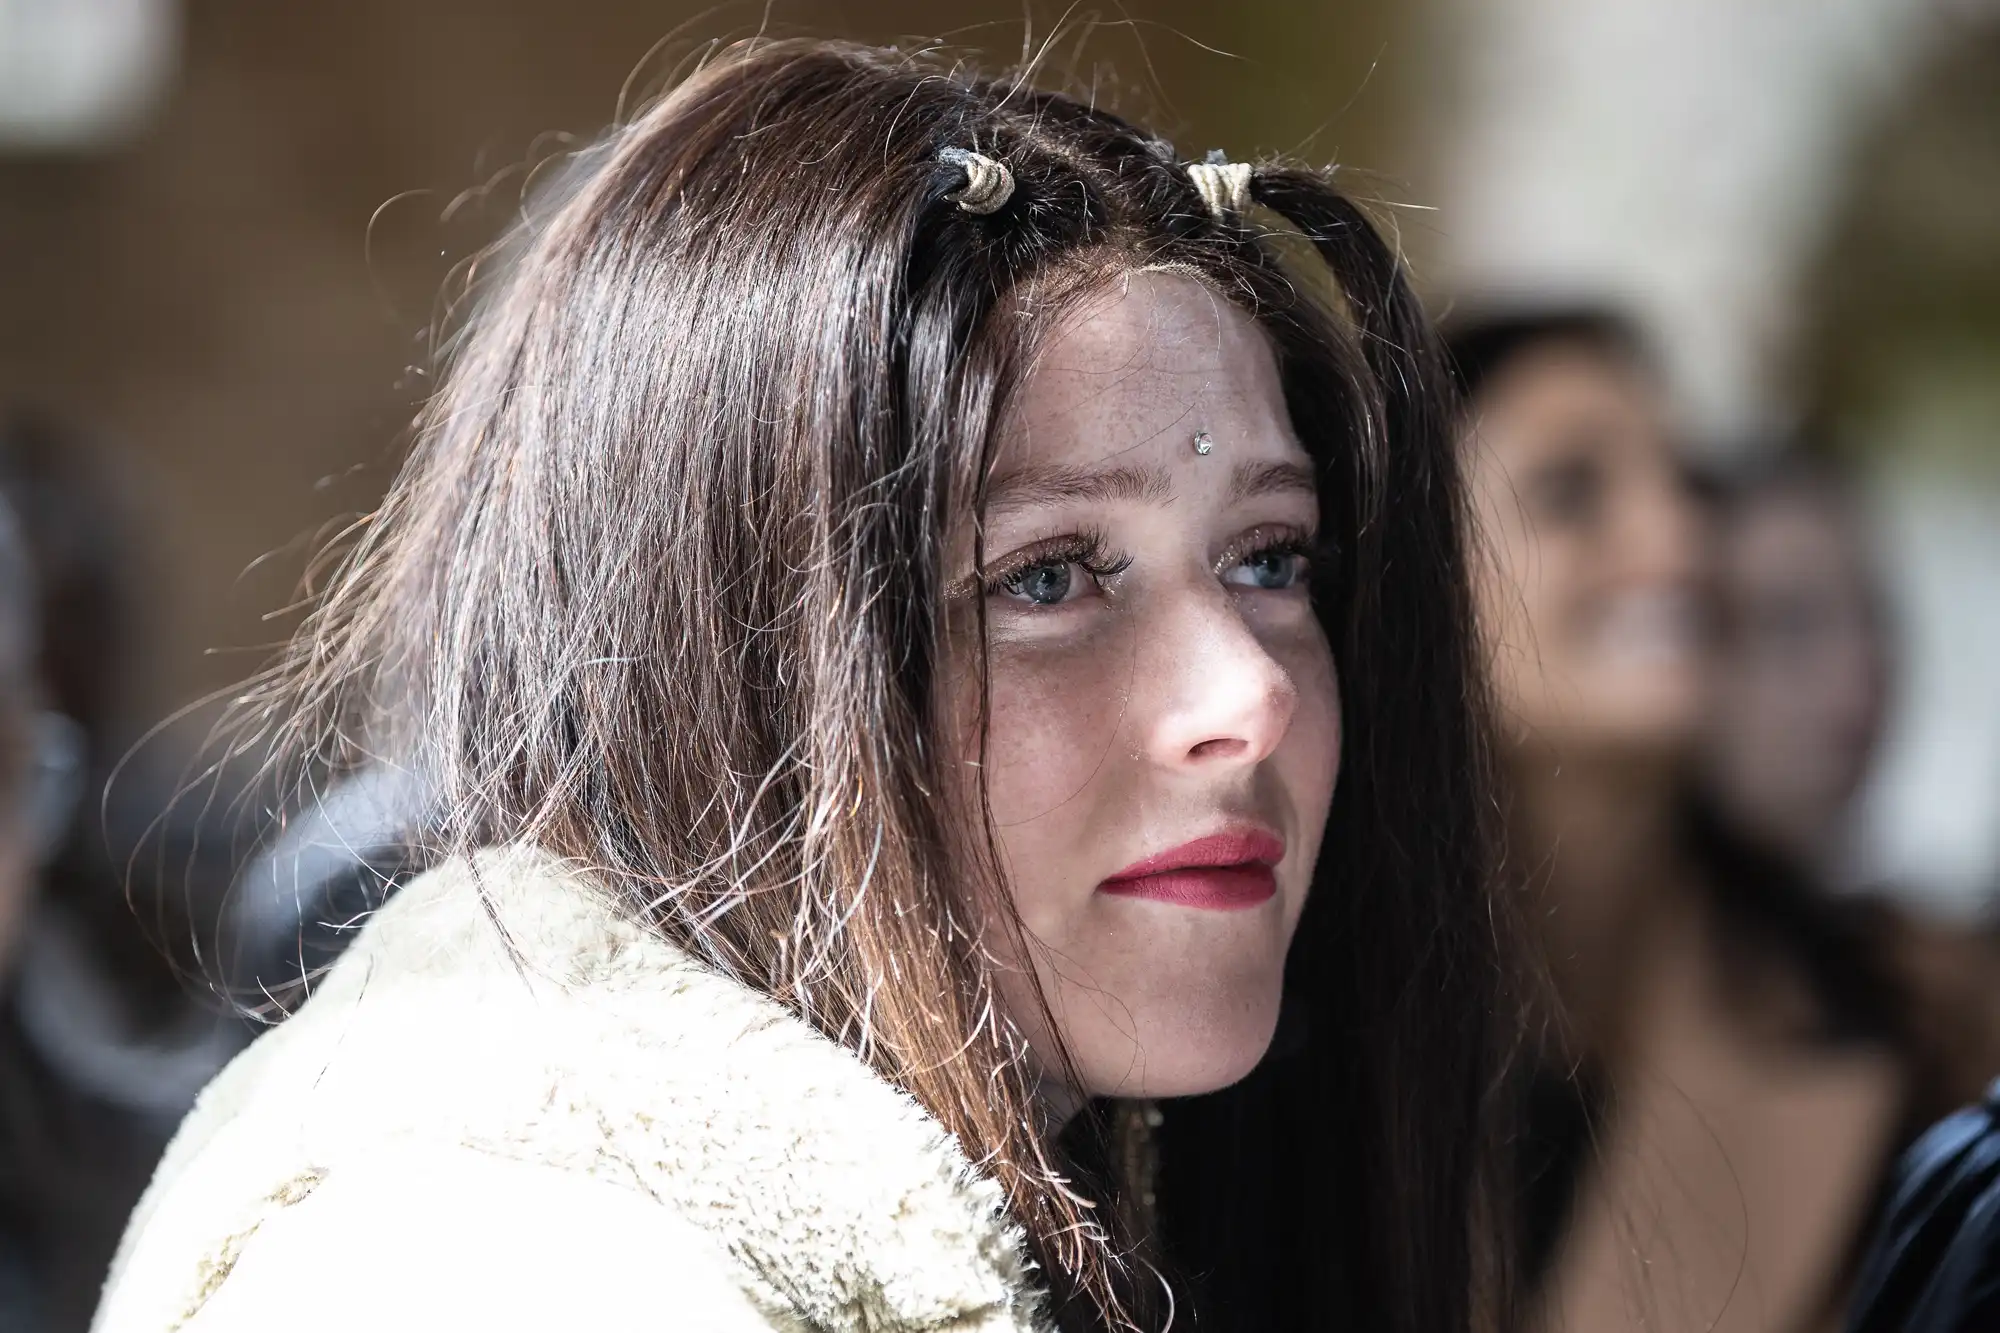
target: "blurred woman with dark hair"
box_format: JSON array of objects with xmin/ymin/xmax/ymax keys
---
[
  {"xmin": 1449, "ymin": 309, "xmax": 2000, "ymax": 1333},
  {"xmin": 97, "ymin": 40, "xmax": 1511, "ymax": 1333}
]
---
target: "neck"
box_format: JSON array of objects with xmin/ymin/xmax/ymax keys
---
[
  {"xmin": 1509, "ymin": 741, "xmax": 1703, "ymax": 1053},
  {"xmin": 1514, "ymin": 748, "xmax": 1684, "ymax": 887}
]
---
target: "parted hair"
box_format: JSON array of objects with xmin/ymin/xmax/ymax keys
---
[{"xmin": 232, "ymin": 39, "xmax": 1509, "ymax": 1332}]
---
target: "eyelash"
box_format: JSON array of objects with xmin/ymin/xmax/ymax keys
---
[
  {"xmin": 1222, "ymin": 527, "xmax": 1319, "ymax": 577},
  {"xmin": 978, "ymin": 525, "xmax": 1323, "ymax": 602},
  {"xmin": 980, "ymin": 528, "xmax": 1131, "ymax": 600}
]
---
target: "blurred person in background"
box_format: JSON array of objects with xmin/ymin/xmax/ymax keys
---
[
  {"xmin": 1449, "ymin": 309, "xmax": 2000, "ymax": 1333},
  {"xmin": 1707, "ymin": 450, "xmax": 2000, "ymax": 1114},
  {"xmin": 1705, "ymin": 451, "xmax": 1890, "ymax": 886},
  {"xmin": 0, "ymin": 412, "xmax": 239, "ymax": 1333},
  {"xmin": 1711, "ymin": 453, "xmax": 2000, "ymax": 1333}
]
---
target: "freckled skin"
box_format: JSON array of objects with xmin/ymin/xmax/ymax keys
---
[{"xmin": 946, "ymin": 273, "xmax": 1341, "ymax": 1101}]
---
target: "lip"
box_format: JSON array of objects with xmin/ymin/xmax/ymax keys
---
[{"xmin": 1098, "ymin": 829, "xmax": 1285, "ymax": 912}]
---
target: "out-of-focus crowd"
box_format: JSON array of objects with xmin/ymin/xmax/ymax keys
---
[{"xmin": 1448, "ymin": 308, "xmax": 2000, "ymax": 1333}]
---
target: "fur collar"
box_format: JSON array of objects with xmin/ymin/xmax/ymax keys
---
[{"xmin": 105, "ymin": 848, "xmax": 1048, "ymax": 1333}]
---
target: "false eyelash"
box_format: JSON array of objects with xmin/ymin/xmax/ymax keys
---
[
  {"xmin": 1219, "ymin": 525, "xmax": 1329, "ymax": 578},
  {"xmin": 980, "ymin": 527, "xmax": 1133, "ymax": 598}
]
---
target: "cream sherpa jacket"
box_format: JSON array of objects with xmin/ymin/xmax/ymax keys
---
[{"xmin": 93, "ymin": 848, "xmax": 1048, "ymax": 1333}]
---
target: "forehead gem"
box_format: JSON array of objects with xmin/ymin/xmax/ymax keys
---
[{"xmin": 1192, "ymin": 430, "xmax": 1214, "ymax": 456}]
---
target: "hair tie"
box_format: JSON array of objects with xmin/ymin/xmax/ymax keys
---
[
  {"xmin": 1187, "ymin": 150, "xmax": 1254, "ymax": 222},
  {"xmin": 937, "ymin": 147, "xmax": 1015, "ymax": 215}
]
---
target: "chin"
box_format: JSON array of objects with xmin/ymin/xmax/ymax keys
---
[
  {"xmin": 1107, "ymin": 989, "xmax": 1285, "ymax": 1099},
  {"xmin": 1617, "ymin": 702, "xmax": 1708, "ymax": 753},
  {"xmin": 1556, "ymin": 677, "xmax": 1709, "ymax": 756}
]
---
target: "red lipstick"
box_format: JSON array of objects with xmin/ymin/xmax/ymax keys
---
[{"xmin": 1098, "ymin": 829, "xmax": 1284, "ymax": 911}]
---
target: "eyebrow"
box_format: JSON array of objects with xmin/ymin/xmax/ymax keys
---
[
  {"xmin": 1226, "ymin": 459, "xmax": 1318, "ymax": 506},
  {"xmin": 983, "ymin": 457, "xmax": 1317, "ymax": 516}
]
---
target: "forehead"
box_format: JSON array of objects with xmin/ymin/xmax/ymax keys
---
[
  {"xmin": 994, "ymin": 270, "xmax": 1301, "ymax": 476},
  {"xmin": 1473, "ymin": 343, "xmax": 1668, "ymax": 459},
  {"xmin": 1730, "ymin": 490, "xmax": 1859, "ymax": 575}
]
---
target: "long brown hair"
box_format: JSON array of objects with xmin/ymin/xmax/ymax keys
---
[{"xmin": 228, "ymin": 39, "xmax": 1507, "ymax": 1331}]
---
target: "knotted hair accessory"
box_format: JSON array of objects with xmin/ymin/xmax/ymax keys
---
[
  {"xmin": 1186, "ymin": 149, "xmax": 1254, "ymax": 222},
  {"xmin": 937, "ymin": 147, "xmax": 1015, "ymax": 215}
]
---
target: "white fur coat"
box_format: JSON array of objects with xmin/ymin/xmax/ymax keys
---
[{"xmin": 92, "ymin": 848, "xmax": 1049, "ymax": 1333}]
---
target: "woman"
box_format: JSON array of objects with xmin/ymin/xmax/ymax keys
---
[
  {"xmin": 97, "ymin": 41, "xmax": 1506, "ymax": 1333},
  {"xmin": 1451, "ymin": 309, "xmax": 1998, "ymax": 1333},
  {"xmin": 1705, "ymin": 451, "xmax": 1891, "ymax": 885}
]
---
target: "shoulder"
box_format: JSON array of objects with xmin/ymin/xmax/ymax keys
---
[
  {"xmin": 100, "ymin": 848, "xmax": 1043, "ymax": 1333},
  {"xmin": 159, "ymin": 1148, "xmax": 776, "ymax": 1333},
  {"xmin": 1847, "ymin": 1080, "xmax": 2000, "ymax": 1333}
]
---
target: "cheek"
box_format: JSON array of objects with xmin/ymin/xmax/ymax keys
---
[
  {"xmin": 977, "ymin": 624, "xmax": 1135, "ymax": 830},
  {"xmin": 1471, "ymin": 473, "xmax": 1558, "ymax": 700},
  {"xmin": 1478, "ymin": 512, "xmax": 1606, "ymax": 733},
  {"xmin": 951, "ymin": 623, "xmax": 1140, "ymax": 939},
  {"xmin": 1512, "ymin": 526, "xmax": 1592, "ymax": 644}
]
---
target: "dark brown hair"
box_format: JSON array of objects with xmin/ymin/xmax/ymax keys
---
[
  {"xmin": 230, "ymin": 40, "xmax": 1507, "ymax": 1332},
  {"xmin": 1442, "ymin": 305, "xmax": 1650, "ymax": 406}
]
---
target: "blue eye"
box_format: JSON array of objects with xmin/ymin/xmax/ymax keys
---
[
  {"xmin": 1002, "ymin": 562, "xmax": 1077, "ymax": 606},
  {"xmin": 984, "ymin": 531, "xmax": 1130, "ymax": 607},
  {"xmin": 1224, "ymin": 546, "xmax": 1310, "ymax": 590}
]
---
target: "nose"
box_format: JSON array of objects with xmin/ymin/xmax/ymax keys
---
[
  {"xmin": 1626, "ymin": 463, "xmax": 1706, "ymax": 584},
  {"xmin": 1140, "ymin": 593, "xmax": 1300, "ymax": 770}
]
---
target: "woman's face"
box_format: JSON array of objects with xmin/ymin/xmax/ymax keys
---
[
  {"xmin": 1465, "ymin": 342, "xmax": 1710, "ymax": 756},
  {"xmin": 949, "ymin": 271, "xmax": 1340, "ymax": 1102}
]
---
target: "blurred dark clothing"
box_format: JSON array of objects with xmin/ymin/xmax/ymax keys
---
[
  {"xmin": 0, "ymin": 417, "xmax": 212, "ymax": 1025},
  {"xmin": 0, "ymin": 893, "xmax": 244, "ymax": 1333},
  {"xmin": 0, "ymin": 894, "xmax": 243, "ymax": 1331},
  {"xmin": 1848, "ymin": 1080, "xmax": 2000, "ymax": 1333},
  {"xmin": 0, "ymin": 415, "xmax": 249, "ymax": 1330},
  {"xmin": 0, "ymin": 992, "xmax": 177, "ymax": 1333},
  {"xmin": 221, "ymin": 763, "xmax": 428, "ymax": 1015}
]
